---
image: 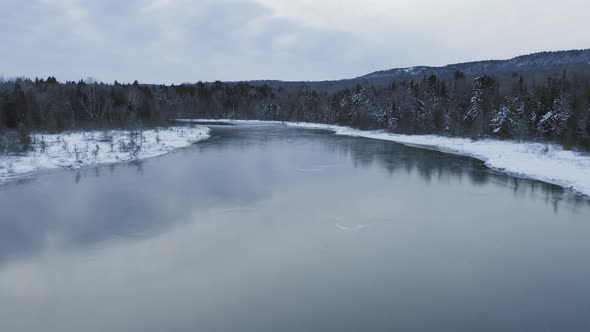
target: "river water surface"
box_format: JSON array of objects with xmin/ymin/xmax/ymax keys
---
[{"xmin": 1, "ymin": 124, "xmax": 590, "ymax": 332}]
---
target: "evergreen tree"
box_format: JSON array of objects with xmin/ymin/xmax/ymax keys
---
[{"xmin": 537, "ymin": 94, "xmax": 573, "ymax": 139}]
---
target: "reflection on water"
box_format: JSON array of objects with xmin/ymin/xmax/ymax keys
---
[
  {"xmin": 73, "ymin": 160, "xmax": 143, "ymax": 184},
  {"xmin": 1, "ymin": 124, "xmax": 590, "ymax": 332}
]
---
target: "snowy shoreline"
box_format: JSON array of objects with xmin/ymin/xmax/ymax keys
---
[
  {"xmin": 180, "ymin": 119, "xmax": 590, "ymax": 197},
  {"xmin": 0, "ymin": 126, "xmax": 210, "ymax": 183},
  {"xmin": 4, "ymin": 118, "xmax": 590, "ymax": 198}
]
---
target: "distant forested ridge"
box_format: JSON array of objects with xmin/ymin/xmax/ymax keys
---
[{"xmin": 2, "ymin": 49, "xmax": 590, "ymax": 151}]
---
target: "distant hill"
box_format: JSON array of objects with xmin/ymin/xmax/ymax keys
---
[{"xmin": 360, "ymin": 49, "xmax": 590, "ymax": 80}]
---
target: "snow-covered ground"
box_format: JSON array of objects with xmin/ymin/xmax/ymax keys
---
[
  {"xmin": 180, "ymin": 119, "xmax": 590, "ymax": 197},
  {"xmin": 0, "ymin": 126, "xmax": 210, "ymax": 182},
  {"xmin": 177, "ymin": 119, "xmax": 286, "ymax": 125}
]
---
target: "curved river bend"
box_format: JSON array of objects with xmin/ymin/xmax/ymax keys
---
[{"xmin": 1, "ymin": 124, "xmax": 590, "ymax": 332}]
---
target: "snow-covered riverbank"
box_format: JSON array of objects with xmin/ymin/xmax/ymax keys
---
[
  {"xmin": 10, "ymin": 118, "xmax": 587, "ymax": 196},
  {"xmin": 285, "ymin": 123, "xmax": 590, "ymax": 196},
  {"xmin": 0, "ymin": 126, "xmax": 210, "ymax": 182},
  {"xmin": 180, "ymin": 119, "xmax": 590, "ymax": 197}
]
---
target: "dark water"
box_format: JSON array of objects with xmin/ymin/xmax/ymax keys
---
[{"xmin": 1, "ymin": 124, "xmax": 590, "ymax": 332}]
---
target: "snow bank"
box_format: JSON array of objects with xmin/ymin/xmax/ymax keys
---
[
  {"xmin": 286, "ymin": 122, "xmax": 590, "ymax": 197},
  {"xmin": 177, "ymin": 119, "xmax": 286, "ymax": 125},
  {"xmin": 181, "ymin": 119, "xmax": 590, "ymax": 197},
  {"xmin": 0, "ymin": 126, "xmax": 210, "ymax": 182}
]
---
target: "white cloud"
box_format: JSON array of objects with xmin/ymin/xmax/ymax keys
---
[
  {"xmin": 255, "ymin": 0, "xmax": 590, "ymax": 64},
  {"xmin": 41, "ymin": 0, "xmax": 105, "ymax": 43},
  {"xmin": 0, "ymin": 0, "xmax": 588, "ymax": 83}
]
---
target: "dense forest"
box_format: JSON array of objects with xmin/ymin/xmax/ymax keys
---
[{"xmin": 2, "ymin": 63, "xmax": 590, "ymax": 152}]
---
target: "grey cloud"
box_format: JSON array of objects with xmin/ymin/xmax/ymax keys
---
[
  {"xmin": 0, "ymin": 0, "xmax": 410, "ymax": 82},
  {"xmin": 0, "ymin": 0, "xmax": 587, "ymax": 83}
]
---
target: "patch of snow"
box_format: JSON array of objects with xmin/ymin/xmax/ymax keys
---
[
  {"xmin": 403, "ymin": 66, "xmax": 416, "ymax": 73},
  {"xmin": 0, "ymin": 126, "xmax": 210, "ymax": 183},
  {"xmin": 177, "ymin": 119, "xmax": 286, "ymax": 125},
  {"xmin": 539, "ymin": 111, "xmax": 554, "ymax": 123}
]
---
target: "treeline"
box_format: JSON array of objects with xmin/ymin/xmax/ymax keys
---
[{"xmin": 1, "ymin": 68, "xmax": 590, "ymax": 151}]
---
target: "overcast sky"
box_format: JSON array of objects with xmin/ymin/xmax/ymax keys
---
[{"xmin": 1, "ymin": 0, "xmax": 588, "ymax": 83}]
